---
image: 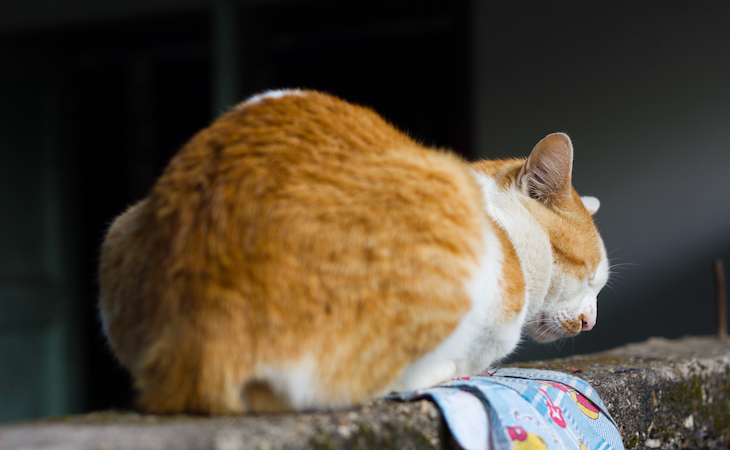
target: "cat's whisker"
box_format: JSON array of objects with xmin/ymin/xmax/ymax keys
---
[
  {"xmin": 537, "ymin": 325, "xmax": 556, "ymax": 341},
  {"xmin": 609, "ymin": 261, "xmax": 644, "ymax": 268},
  {"xmin": 607, "ymin": 261, "xmax": 643, "ymax": 278},
  {"xmin": 608, "ymin": 271, "xmax": 639, "ymax": 281},
  {"xmin": 606, "ymin": 273, "xmax": 632, "ymax": 289}
]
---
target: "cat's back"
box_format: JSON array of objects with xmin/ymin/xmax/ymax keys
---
[
  {"xmin": 147, "ymin": 90, "xmax": 488, "ymax": 281},
  {"xmin": 100, "ymin": 90, "xmax": 495, "ymax": 413}
]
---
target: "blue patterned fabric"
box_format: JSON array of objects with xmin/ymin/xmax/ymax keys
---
[{"xmin": 390, "ymin": 368, "xmax": 624, "ymax": 450}]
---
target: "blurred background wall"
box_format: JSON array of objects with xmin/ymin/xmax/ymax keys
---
[{"xmin": 1, "ymin": 0, "xmax": 728, "ymax": 422}]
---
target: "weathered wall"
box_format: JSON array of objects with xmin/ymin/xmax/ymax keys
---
[{"xmin": 2, "ymin": 336, "xmax": 729, "ymax": 449}]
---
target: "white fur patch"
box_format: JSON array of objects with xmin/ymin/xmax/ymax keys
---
[
  {"xmin": 460, "ymin": 222, "xmax": 522, "ymax": 374},
  {"xmin": 242, "ymin": 89, "xmax": 305, "ymax": 107},
  {"xmin": 581, "ymin": 196, "xmax": 600, "ymax": 214},
  {"xmin": 387, "ymin": 219, "xmax": 515, "ymax": 392},
  {"xmin": 254, "ymin": 357, "xmax": 337, "ymax": 410},
  {"xmin": 470, "ymin": 169, "xmax": 553, "ymax": 320}
]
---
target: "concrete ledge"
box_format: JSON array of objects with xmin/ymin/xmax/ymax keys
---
[
  {"xmin": 2, "ymin": 336, "xmax": 729, "ymax": 450},
  {"xmin": 542, "ymin": 336, "xmax": 730, "ymax": 449}
]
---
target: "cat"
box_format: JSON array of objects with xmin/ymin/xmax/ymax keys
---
[{"xmin": 99, "ymin": 89, "xmax": 608, "ymax": 415}]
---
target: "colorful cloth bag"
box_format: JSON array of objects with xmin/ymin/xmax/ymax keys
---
[{"xmin": 391, "ymin": 368, "xmax": 624, "ymax": 450}]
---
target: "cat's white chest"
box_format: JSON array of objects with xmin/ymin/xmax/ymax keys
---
[{"xmin": 386, "ymin": 222, "xmax": 526, "ymax": 392}]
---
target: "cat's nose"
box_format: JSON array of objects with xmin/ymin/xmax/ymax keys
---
[
  {"xmin": 579, "ymin": 314, "xmax": 595, "ymax": 332},
  {"xmin": 579, "ymin": 314, "xmax": 596, "ymax": 331}
]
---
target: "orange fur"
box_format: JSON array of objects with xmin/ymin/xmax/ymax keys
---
[
  {"xmin": 470, "ymin": 158, "xmax": 523, "ymax": 190},
  {"xmin": 492, "ymin": 221, "xmax": 526, "ymax": 322},
  {"xmin": 470, "ymin": 153, "xmax": 603, "ymax": 297},
  {"xmin": 521, "ymin": 190, "xmax": 602, "ymax": 279},
  {"xmin": 99, "ymin": 91, "xmax": 605, "ymax": 414}
]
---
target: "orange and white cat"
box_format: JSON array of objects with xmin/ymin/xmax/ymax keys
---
[{"xmin": 99, "ymin": 89, "xmax": 608, "ymax": 415}]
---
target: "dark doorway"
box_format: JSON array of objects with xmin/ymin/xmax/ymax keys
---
[
  {"xmin": 6, "ymin": 1, "xmax": 470, "ymax": 414},
  {"xmin": 65, "ymin": 12, "xmax": 214, "ymax": 411}
]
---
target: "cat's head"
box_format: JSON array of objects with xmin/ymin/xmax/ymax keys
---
[{"xmin": 514, "ymin": 133, "xmax": 609, "ymax": 342}]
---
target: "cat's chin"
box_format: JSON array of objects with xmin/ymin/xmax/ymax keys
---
[{"xmin": 525, "ymin": 321, "xmax": 581, "ymax": 343}]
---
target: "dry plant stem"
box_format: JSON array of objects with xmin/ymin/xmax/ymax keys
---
[{"xmin": 715, "ymin": 258, "xmax": 727, "ymax": 340}]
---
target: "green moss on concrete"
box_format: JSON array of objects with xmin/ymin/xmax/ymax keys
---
[
  {"xmin": 625, "ymin": 431, "xmax": 642, "ymax": 448},
  {"xmin": 308, "ymin": 435, "xmax": 335, "ymax": 450},
  {"xmin": 628, "ymin": 370, "xmax": 730, "ymax": 448},
  {"xmin": 352, "ymin": 424, "xmax": 392, "ymax": 450}
]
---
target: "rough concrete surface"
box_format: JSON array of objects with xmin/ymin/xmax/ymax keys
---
[
  {"xmin": 566, "ymin": 336, "xmax": 730, "ymax": 449},
  {"xmin": 2, "ymin": 335, "xmax": 729, "ymax": 450}
]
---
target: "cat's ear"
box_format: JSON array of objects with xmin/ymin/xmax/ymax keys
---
[
  {"xmin": 516, "ymin": 132, "xmax": 574, "ymax": 206},
  {"xmin": 581, "ymin": 196, "xmax": 600, "ymax": 215}
]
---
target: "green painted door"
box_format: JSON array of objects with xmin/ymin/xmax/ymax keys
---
[{"xmin": 0, "ymin": 66, "xmax": 83, "ymax": 423}]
